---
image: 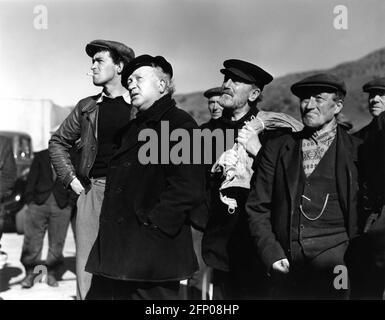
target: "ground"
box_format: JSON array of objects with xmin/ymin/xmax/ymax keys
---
[{"xmin": 0, "ymin": 228, "xmax": 76, "ymax": 300}]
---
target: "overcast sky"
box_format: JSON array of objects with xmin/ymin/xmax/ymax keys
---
[{"xmin": 1, "ymin": 0, "xmax": 384, "ymax": 106}]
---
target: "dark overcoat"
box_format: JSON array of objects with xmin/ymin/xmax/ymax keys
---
[
  {"xmin": 246, "ymin": 125, "xmax": 361, "ymax": 270},
  {"xmin": 85, "ymin": 94, "xmax": 207, "ymax": 282}
]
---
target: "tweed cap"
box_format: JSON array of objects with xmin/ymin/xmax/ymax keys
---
[
  {"xmin": 291, "ymin": 73, "xmax": 346, "ymax": 97},
  {"xmin": 203, "ymin": 87, "xmax": 222, "ymax": 98},
  {"xmin": 85, "ymin": 40, "xmax": 135, "ymax": 64},
  {"xmin": 363, "ymin": 77, "xmax": 385, "ymax": 93}
]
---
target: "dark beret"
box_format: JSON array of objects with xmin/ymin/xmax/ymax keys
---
[
  {"xmin": 121, "ymin": 54, "xmax": 173, "ymax": 87},
  {"xmin": 291, "ymin": 73, "xmax": 346, "ymax": 97},
  {"xmin": 220, "ymin": 59, "xmax": 273, "ymax": 89},
  {"xmin": 85, "ymin": 39, "xmax": 135, "ymax": 63},
  {"xmin": 203, "ymin": 87, "xmax": 222, "ymax": 98},
  {"xmin": 363, "ymin": 77, "xmax": 385, "ymax": 93}
]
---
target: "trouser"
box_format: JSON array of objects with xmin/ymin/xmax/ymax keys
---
[
  {"xmin": 86, "ymin": 275, "xmax": 181, "ymax": 300},
  {"xmin": 348, "ymin": 233, "xmax": 385, "ymax": 299},
  {"xmin": 0, "ymin": 204, "xmax": 5, "ymax": 244},
  {"xmin": 271, "ymin": 241, "xmax": 350, "ymax": 299},
  {"xmin": 188, "ymin": 227, "xmax": 211, "ymax": 300},
  {"xmin": 75, "ymin": 178, "xmax": 105, "ymax": 300},
  {"xmin": 20, "ymin": 194, "xmax": 72, "ymax": 273}
]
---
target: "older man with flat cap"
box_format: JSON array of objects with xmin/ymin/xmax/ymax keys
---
[
  {"xmin": 84, "ymin": 54, "xmax": 206, "ymax": 300},
  {"xmin": 200, "ymin": 87, "xmax": 224, "ymax": 130},
  {"xmin": 201, "ymin": 59, "xmax": 285, "ymax": 299},
  {"xmin": 246, "ymin": 73, "xmax": 361, "ymax": 299},
  {"xmin": 49, "ymin": 39, "xmax": 135, "ymax": 299},
  {"xmin": 353, "ymin": 77, "xmax": 385, "ymax": 299}
]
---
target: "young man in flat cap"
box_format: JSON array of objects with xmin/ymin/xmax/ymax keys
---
[
  {"xmin": 352, "ymin": 77, "xmax": 385, "ymax": 299},
  {"xmin": 246, "ymin": 73, "xmax": 361, "ymax": 299},
  {"xmin": 49, "ymin": 39, "xmax": 135, "ymax": 299},
  {"xmin": 84, "ymin": 55, "xmax": 206, "ymax": 300},
  {"xmin": 202, "ymin": 59, "xmax": 278, "ymax": 299}
]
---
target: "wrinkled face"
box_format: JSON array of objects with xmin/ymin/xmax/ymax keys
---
[
  {"xmin": 219, "ymin": 73, "xmax": 257, "ymax": 110},
  {"xmin": 208, "ymin": 95, "xmax": 223, "ymax": 119},
  {"xmin": 90, "ymin": 50, "xmax": 121, "ymax": 86},
  {"xmin": 299, "ymin": 89, "xmax": 342, "ymax": 129},
  {"xmin": 127, "ymin": 66, "xmax": 162, "ymax": 111},
  {"xmin": 368, "ymin": 90, "xmax": 385, "ymax": 117}
]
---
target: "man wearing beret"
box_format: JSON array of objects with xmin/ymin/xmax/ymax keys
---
[
  {"xmin": 49, "ymin": 40, "xmax": 135, "ymax": 299},
  {"xmin": 246, "ymin": 73, "xmax": 361, "ymax": 299},
  {"xmin": 200, "ymin": 87, "xmax": 224, "ymax": 130},
  {"xmin": 84, "ymin": 55, "xmax": 206, "ymax": 299},
  {"xmin": 202, "ymin": 59, "xmax": 279, "ymax": 299},
  {"xmin": 353, "ymin": 77, "xmax": 385, "ymax": 299}
]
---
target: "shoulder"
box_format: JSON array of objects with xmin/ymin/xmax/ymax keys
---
[
  {"xmin": 74, "ymin": 95, "xmax": 99, "ymax": 112},
  {"xmin": 165, "ymin": 104, "xmax": 198, "ymax": 129},
  {"xmin": 338, "ymin": 126, "xmax": 363, "ymax": 155},
  {"xmin": 263, "ymin": 130, "xmax": 295, "ymax": 150}
]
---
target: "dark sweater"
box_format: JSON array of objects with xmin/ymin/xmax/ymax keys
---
[{"xmin": 90, "ymin": 96, "xmax": 132, "ymax": 178}]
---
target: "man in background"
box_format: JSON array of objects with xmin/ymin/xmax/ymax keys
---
[
  {"xmin": 200, "ymin": 87, "xmax": 223, "ymax": 130},
  {"xmin": 20, "ymin": 129, "xmax": 76, "ymax": 288},
  {"xmin": 0, "ymin": 136, "xmax": 17, "ymax": 268}
]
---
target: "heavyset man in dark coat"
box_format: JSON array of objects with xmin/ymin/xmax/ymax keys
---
[
  {"xmin": 246, "ymin": 74, "xmax": 361, "ymax": 299},
  {"xmin": 85, "ymin": 55, "xmax": 206, "ymax": 300}
]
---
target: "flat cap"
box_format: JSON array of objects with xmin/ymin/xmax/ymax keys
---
[
  {"xmin": 85, "ymin": 39, "xmax": 135, "ymax": 63},
  {"xmin": 363, "ymin": 77, "xmax": 385, "ymax": 93},
  {"xmin": 203, "ymin": 87, "xmax": 222, "ymax": 98},
  {"xmin": 121, "ymin": 54, "xmax": 173, "ymax": 87},
  {"xmin": 291, "ymin": 73, "xmax": 346, "ymax": 97},
  {"xmin": 220, "ymin": 59, "xmax": 273, "ymax": 89}
]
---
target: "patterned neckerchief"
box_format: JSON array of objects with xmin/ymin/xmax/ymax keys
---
[{"xmin": 302, "ymin": 120, "xmax": 337, "ymax": 177}]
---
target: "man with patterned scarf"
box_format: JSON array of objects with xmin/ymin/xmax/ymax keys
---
[{"xmin": 246, "ymin": 73, "xmax": 361, "ymax": 299}]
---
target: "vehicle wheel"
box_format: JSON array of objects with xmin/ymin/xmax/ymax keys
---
[{"xmin": 15, "ymin": 205, "xmax": 27, "ymax": 235}]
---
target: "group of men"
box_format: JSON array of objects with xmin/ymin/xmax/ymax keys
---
[{"xmin": 19, "ymin": 38, "xmax": 383, "ymax": 300}]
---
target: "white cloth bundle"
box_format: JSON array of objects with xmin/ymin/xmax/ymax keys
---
[{"xmin": 212, "ymin": 111, "xmax": 303, "ymax": 213}]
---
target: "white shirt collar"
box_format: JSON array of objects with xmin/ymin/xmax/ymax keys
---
[{"xmin": 96, "ymin": 90, "xmax": 131, "ymax": 104}]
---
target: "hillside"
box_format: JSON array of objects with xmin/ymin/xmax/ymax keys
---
[{"xmin": 175, "ymin": 47, "xmax": 385, "ymax": 131}]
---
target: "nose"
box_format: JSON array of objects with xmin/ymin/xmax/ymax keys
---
[
  {"xmin": 223, "ymin": 78, "xmax": 233, "ymax": 88},
  {"xmin": 127, "ymin": 79, "xmax": 136, "ymax": 90},
  {"xmin": 304, "ymin": 96, "xmax": 317, "ymax": 109},
  {"xmin": 372, "ymin": 94, "xmax": 381, "ymax": 102},
  {"xmin": 91, "ymin": 61, "xmax": 98, "ymax": 70}
]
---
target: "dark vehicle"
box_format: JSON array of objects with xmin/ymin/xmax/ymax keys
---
[{"xmin": 0, "ymin": 131, "xmax": 33, "ymax": 233}]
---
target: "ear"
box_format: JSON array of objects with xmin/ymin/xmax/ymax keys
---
[
  {"xmin": 159, "ymin": 79, "xmax": 167, "ymax": 94},
  {"xmin": 334, "ymin": 100, "xmax": 343, "ymax": 115},
  {"xmin": 248, "ymin": 87, "xmax": 261, "ymax": 102},
  {"xmin": 116, "ymin": 61, "xmax": 124, "ymax": 74}
]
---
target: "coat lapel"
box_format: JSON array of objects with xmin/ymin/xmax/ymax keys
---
[
  {"xmin": 281, "ymin": 134, "xmax": 302, "ymax": 209},
  {"xmin": 82, "ymin": 98, "xmax": 98, "ymax": 140},
  {"xmin": 336, "ymin": 126, "xmax": 354, "ymax": 215}
]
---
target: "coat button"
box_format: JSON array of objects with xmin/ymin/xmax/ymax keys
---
[
  {"xmin": 117, "ymin": 217, "xmax": 124, "ymax": 224},
  {"xmin": 300, "ymin": 224, "xmax": 304, "ymax": 229},
  {"xmin": 91, "ymin": 146, "xmax": 96, "ymax": 151},
  {"xmin": 87, "ymin": 164, "xmax": 91, "ymax": 168},
  {"xmin": 115, "ymin": 187, "xmax": 122, "ymax": 193}
]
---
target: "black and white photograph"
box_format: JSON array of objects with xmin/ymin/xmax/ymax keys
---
[{"xmin": 0, "ymin": 0, "xmax": 384, "ymax": 306}]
